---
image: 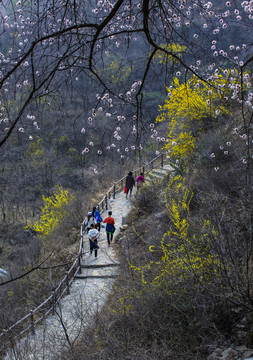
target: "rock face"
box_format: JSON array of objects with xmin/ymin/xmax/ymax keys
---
[
  {"xmin": 207, "ymin": 346, "xmax": 253, "ymax": 360},
  {"xmin": 0, "ymin": 267, "xmax": 10, "ymax": 281}
]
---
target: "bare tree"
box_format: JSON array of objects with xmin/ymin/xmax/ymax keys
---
[{"xmin": 0, "ymin": 0, "xmax": 252, "ymax": 151}]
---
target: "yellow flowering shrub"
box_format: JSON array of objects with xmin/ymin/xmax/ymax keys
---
[
  {"xmin": 131, "ymin": 175, "xmax": 220, "ymax": 290},
  {"xmin": 33, "ymin": 186, "xmax": 74, "ymax": 238},
  {"xmin": 152, "ymin": 43, "xmax": 186, "ymax": 64},
  {"xmin": 156, "ymin": 69, "xmax": 244, "ymax": 164},
  {"xmin": 25, "ymin": 138, "xmax": 45, "ymax": 166},
  {"xmin": 104, "ymin": 58, "xmax": 131, "ymax": 85}
]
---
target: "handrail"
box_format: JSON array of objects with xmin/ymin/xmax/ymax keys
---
[{"xmin": 0, "ymin": 152, "xmax": 170, "ymax": 352}]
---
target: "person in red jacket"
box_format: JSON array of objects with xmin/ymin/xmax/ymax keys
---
[{"xmin": 103, "ymin": 211, "xmax": 115, "ymax": 246}]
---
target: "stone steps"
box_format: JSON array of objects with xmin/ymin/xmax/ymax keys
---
[
  {"xmin": 75, "ymin": 261, "xmax": 120, "ymax": 280},
  {"xmin": 145, "ymin": 164, "xmax": 174, "ymax": 185},
  {"xmin": 81, "ymin": 263, "xmax": 120, "ymax": 269},
  {"xmin": 75, "ymin": 274, "xmax": 118, "ymax": 279}
]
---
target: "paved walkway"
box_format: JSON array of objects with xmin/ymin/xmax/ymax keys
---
[
  {"xmin": 4, "ymin": 191, "xmax": 133, "ymax": 360},
  {"xmin": 4, "ymin": 165, "xmax": 174, "ymax": 360}
]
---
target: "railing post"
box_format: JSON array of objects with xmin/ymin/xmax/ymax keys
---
[
  {"xmin": 161, "ymin": 153, "xmax": 164, "ymax": 168},
  {"xmin": 102, "ymin": 200, "xmax": 104, "ymax": 210},
  {"xmin": 105, "ymin": 194, "xmax": 108, "ymax": 210},
  {"xmin": 121, "ymin": 179, "xmax": 123, "ymax": 191},
  {"xmin": 82, "ymin": 235, "xmax": 84, "ymax": 256},
  {"xmin": 113, "ymin": 183, "xmax": 116, "ymax": 199},
  {"xmin": 80, "ymin": 225, "xmax": 84, "ymax": 257},
  {"xmin": 143, "ymin": 166, "xmax": 145, "ymax": 176},
  {"xmin": 51, "ymin": 290, "xmax": 56, "ymax": 315},
  {"xmin": 65, "ymin": 272, "xmax": 70, "ymax": 295},
  {"xmin": 78, "ymin": 253, "xmax": 82, "ymax": 274},
  {"xmin": 109, "ymin": 191, "xmax": 111, "ymax": 199},
  {"xmin": 30, "ymin": 310, "xmax": 35, "ymax": 335}
]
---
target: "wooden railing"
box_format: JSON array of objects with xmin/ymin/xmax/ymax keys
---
[
  {"xmin": 0, "ymin": 152, "xmax": 170, "ymax": 352},
  {"xmin": 97, "ymin": 152, "xmax": 169, "ymax": 211}
]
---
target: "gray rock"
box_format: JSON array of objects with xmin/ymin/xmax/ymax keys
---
[
  {"xmin": 9, "ymin": 239, "xmax": 15, "ymax": 245},
  {"xmin": 242, "ymin": 350, "xmax": 253, "ymax": 360},
  {"xmin": 237, "ymin": 331, "xmax": 248, "ymax": 343},
  {"xmin": 207, "ymin": 348, "xmax": 223, "ymax": 360},
  {"xmin": 120, "ymin": 224, "xmax": 128, "ymax": 231},
  {"xmin": 236, "ymin": 346, "xmax": 248, "ymax": 352},
  {"xmin": 154, "ymin": 212, "xmax": 165, "ymax": 220},
  {"xmin": 221, "ymin": 347, "xmax": 240, "ymax": 360},
  {"xmin": 121, "ymin": 216, "xmax": 127, "ymax": 225}
]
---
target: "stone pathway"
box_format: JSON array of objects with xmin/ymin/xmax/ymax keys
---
[
  {"xmin": 4, "ymin": 165, "xmax": 174, "ymax": 360},
  {"xmin": 4, "ymin": 190, "xmax": 134, "ymax": 360}
]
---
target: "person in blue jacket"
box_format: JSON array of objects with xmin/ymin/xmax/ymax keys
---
[{"xmin": 92, "ymin": 206, "xmax": 103, "ymax": 231}]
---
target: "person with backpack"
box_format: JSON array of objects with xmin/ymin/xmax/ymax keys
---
[
  {"xmin": 125, "ymin": 171, "xmax": 135, "ymax": 198},
  {"xmin": 92, "ymin": 206, "xmax": 103, "ymax": 231},
  {"xmin": 88, "ymin": 223, "xmax": 100, "ymax": 259},
  {"xmin": 103, "ymin": 211, "xmax": 115, "ymax": 246},
  {"xmin": 84, "ymin": 211, "xmax": 96, "ymax": 233}
]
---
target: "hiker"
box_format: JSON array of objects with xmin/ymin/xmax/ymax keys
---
[
  {"xmin": 92, "ymin": 206, "xmax": 103, "ymax": 231},
  {"xmin": 125, "ymin": 171, "xmax": 135, "ymax": 198},
  {"xmin": 84, "ymin": 211, "xmax": 96, "ymax": 233},
  {"xmin": 136, "ymin": 172, "xmax": 145, "ymax": 194},
  {"xmin": 88, "ymin": 223, "xmax": 99, "ymax": 259},
  {"xmin": 103, "ymin": 210, "xmax": 115, "ymax": 246}
]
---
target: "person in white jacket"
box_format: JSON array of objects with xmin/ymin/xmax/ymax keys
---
[
  {"xmin": 84, "ymin": 211, "xmax": 97, "ymax": 233},
  {"xmin": 88, "ymin": 223, "xmax": 100, "ymax": 259}
]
